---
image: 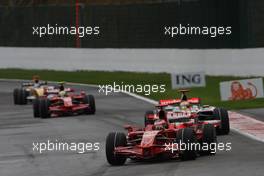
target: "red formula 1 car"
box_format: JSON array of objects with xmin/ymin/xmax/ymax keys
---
[
  {"xmin": 106, "ymin": 113, "xmax": 216, "ymax": 166},
  {"xmin": 145, "ymin": 90, "xmax": 230, "ymax": 135},
  {"xmin": 33, "ymin": 90, "xmax": 96, "ymax": 118}
]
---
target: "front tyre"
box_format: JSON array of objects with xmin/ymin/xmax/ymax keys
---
[
  {"xmin": 33, "ymin": 98, "xmax": 40, "ymax": 118},
  {"xmin": 199, "ymin": 124, "xmax": 217, "ymax": 155},
  {"xmin": 84, "ymin": 95, "xmax": 96, "ymax": 114},
  {"xmin": 176, "ymin": 128, "xmax": 197, "ymax": 161},
  {"xmin": 214, "ymin": 108, "xmax": 230, "ymax": 135},
  {"xmin": 39, "ymin": 98, "xmax": 50, "ymax": 118},
  {"xmin": 106, "ymin": 132, "xmax": 127, "ymax": 166}
]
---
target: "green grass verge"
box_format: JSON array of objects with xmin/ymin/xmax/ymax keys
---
[{"xmin": 0, "ymin": 68, "xmax": 263, "ymax": 110}]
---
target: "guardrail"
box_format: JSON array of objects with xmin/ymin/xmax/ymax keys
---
[{"xmin": 1, "ymin": 47, "xmax": 263, "ymax": 76}]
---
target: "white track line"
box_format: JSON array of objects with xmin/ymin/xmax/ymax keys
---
[{"xmin": 1, "ymin": 78, "xmax": 263, "ymax": 143}]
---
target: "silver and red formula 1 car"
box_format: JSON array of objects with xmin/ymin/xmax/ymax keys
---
[{"xmin": 144, "ymin": 90, "xmax": 230, "ymax": 135}]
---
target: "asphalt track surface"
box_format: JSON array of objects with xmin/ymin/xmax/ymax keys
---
[
  {"xmin": 0, "ymin": 81, "xmax": 263, "ymax": 176},
  {"xmin": 238, "ymin": 109, "xmax": 264, "ymax": 122}
]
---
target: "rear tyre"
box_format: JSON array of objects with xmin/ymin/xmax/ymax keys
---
[
  {"xmin": 16, "ymin": 88, "xmax": 28, "ymax": 105},
  {"xmin": 144, "ymin": 110, "xmax": 155, "ymax": 127},
  {"xmin": 39, "ymin": 98, "xmax": 50, "ymax": 118},
  {"xmin": 33, "ymin": 98, "xmax": 40, "ymax": 118},
  {"xmin": 176, "ymin": 128, "xmax": 197, "ymax": 161},
  {"xmin": 84, "ymin": 95, "xmax": 96, "ymax": 114},
  {"xmin": 106, "ymin": 132, "xmax": 127, "ymax": 166},
  {"xmin": 13, "ymin": 88, "xmax": 19, "ymax": 105},
  {"xmin": 199, "ymin": 124, "xmax": 217, "ymax": 155},
  {"xmin": 214, "ymin": 108, "xmax": 230, "ymax": 135}
]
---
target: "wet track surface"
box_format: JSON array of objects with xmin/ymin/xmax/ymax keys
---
[{"xmin": 0, "ymin": 81, "xmax": 263, "ymax": 176}]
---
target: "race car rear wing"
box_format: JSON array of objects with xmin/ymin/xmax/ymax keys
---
[
  {"xmin": 22, "ymin": 81, "xmax": 47, "ymax": 87},
  {"xmin": 22, "ymin": 82, "xmax": 34, "ymax": 87},
  {"xmin": 157, "ymin": 97, "xmax": 200, "ymax": 107},
  {"xmin": 158, "ymin": 99, "xmax": 181, "ymax": 106},
  {"xmin": 188, "ymin": 98, "xmax": 201, "ymax": 104}
]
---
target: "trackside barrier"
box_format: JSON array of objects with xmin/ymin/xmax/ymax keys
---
[{"xmin": 1, "ymin": 47, "xmax": 264, "ymax": 76}]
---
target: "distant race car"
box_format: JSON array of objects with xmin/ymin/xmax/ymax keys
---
[
  {"xmin": 144, "ymin": 90, "xmax": 230, "ymax": 135},
  {"xmin": 13, "ymin": 81, "xmax": 49, "ymax": 105},
  {"xmin": 33, "ymin": 90, "xmax": 96, "ymax": 118},
  {"xmin": 106, "ymin": 113, "xmax": 216, "ymax": 166}
]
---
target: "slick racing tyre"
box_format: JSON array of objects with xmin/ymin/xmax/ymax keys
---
[
  {"xmin": 106, "ymin": 132, "xmax": 127, "ymax": 166},
  {"xmin": 13, "ymin": 88, "xmax": 19, "ymax": 105},
  {"xmin": 144, "ymin": 110, "xmax": 155, "ymax": 127},
  {"xmin": 14, "ymin": 88, "xmax": 28, "ymax": 105},
  {"xmin": 84, "ymin": 95, "xmax": 96, "ymax": 114},
  {"xmin": 199, "ymin": 124, "xmax": 217, "ymax": 155},
  {"xmin": 214, "ymin": 108, "xmax": 230, "ymax": 135},
  {"xmin": 176, "ymin": 128, "xmax": 197, "ymax": 161},
  {"xmin": 39, "ymin": 98, "xmax": 50, "ymax": 118},
  {"xmin": 33, "ymin": 98, "xmax": 40, "ymax": 118}
]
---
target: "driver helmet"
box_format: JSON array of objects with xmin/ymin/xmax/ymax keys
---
[
  {"xmin": 59, "ymin": 91, "xmax": 67, "ymax": 97},
  {"xmin": 180, "ymin": 101, "xmax": 190, "ymax": 110},
  {"xmin": 58, "ymin": 81, "xmax": 65, "ymax": 91},
  {"xmin": 32, "ymin": 75, "xmax": 40, "ymax": 83}
]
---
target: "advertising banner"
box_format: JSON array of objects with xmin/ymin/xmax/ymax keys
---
[
  {"xmin": 220, "ymin": 78, "xmax": 264, "ymax": 101},
  {"xmin": 171, "ymin": 71, "xmax": 206, "ymax": 89}
]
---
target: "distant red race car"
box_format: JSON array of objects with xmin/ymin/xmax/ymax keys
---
[
  {"xmin": 144, "ymin": 90, "xmax": 230, "ymax": 135},
  {"xmin": 106, "ymin": 114, "xmax": 216, "ymax": 166},
  {"xmin": 33, "ymin": 90, "xmax": 96, "ymax": 118}
]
